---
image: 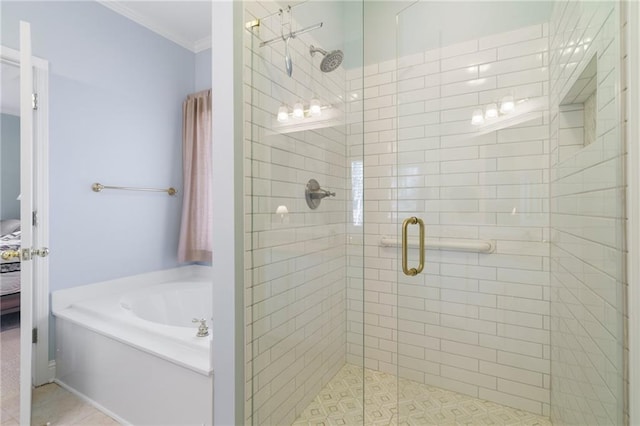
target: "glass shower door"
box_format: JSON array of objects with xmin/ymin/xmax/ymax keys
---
[{"xmin": 391, "ymin": 1, "xmax": 625, "ymax": 424}]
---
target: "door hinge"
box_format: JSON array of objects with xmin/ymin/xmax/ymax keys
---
[
  {"xmin": 32, "ymin": 93, "xmax": 38, "ymax": 110},
  {"xmin": 32, "ymin": 210, "xmax": 38, "ymax": 227},
  {"xmin": 32, "ymin": 328, "xmax": 38, "ymax": 344}
]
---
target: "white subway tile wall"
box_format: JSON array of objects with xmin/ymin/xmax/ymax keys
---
[
  {"xmin": 549, "ymin": 2, "xmax": 626, "ymax": 425},
  {"xmin": 244, "ymin": 1, "xmax": 353, "ymax": 424},
  {"xmin": 345, "ymin": 21, "xmax": 552, "ymax": 417},
  {"xmin": 243, "ymin": 1, "xmax": 625, "ymax": 425}
]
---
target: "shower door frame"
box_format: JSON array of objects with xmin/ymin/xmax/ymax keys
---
[{"xmin": 627, "ymin": 1, "xmax": 640, "ymax": 423}]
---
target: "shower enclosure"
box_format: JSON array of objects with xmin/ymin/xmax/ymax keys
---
[{"xmin": 244, "ymin": 1, "xmax": 627, "ymax": 424}]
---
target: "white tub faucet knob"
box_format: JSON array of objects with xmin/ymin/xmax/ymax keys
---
[{"xmin": 192, "ymin": 318, "xmax": 209, "ymax": 337}]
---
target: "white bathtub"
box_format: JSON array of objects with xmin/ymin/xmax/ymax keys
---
[{"xmin": 52, "ymin": 266, "xmax": 213, "ymax": 425}]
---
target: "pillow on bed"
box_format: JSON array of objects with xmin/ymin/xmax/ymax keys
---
[{"xmin": 0, "ymin": 219, "xmax": 21, "ymax": 235}]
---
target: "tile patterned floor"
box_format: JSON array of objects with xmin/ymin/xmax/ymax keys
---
[{"xmin": 293, "ymin": 364, "xmax": 552, "ymax": 426}]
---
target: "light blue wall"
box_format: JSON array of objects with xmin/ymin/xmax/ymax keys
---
[
  {"xmin": 195, "ymin": 48, "xmax": 211, "ymax": 92},
  {"xmin": 0, "ymin": 113, "xmax": 20, "ymax": 220},
  {"xmin": 1, "ymin": 1, "xmax": 196, "ymax": 294}
]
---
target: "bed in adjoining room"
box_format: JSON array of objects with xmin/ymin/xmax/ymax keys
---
[{"xmin": 1, "ymin": 219, "xmax": 21, "ymax": 316}]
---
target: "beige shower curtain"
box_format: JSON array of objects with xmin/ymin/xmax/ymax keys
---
[{"xmin": 178, "ymin": 89, "xmax": 212, "ymax": 263}]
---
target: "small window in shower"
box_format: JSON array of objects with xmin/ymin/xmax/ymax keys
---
[{"xmin": 351, "ymin": 160, "xmax": 363, "ymax": 226}]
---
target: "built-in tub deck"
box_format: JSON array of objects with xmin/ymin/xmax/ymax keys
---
[{"xmin": 52, "ymin": 266, "xmax": 213, "ymax": 425}]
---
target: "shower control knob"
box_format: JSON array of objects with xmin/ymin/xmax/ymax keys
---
[{"xmin": 305, "ymin": 178, "xmax": 337, "ymax": 209}]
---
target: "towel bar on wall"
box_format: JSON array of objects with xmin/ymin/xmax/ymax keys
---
[
  {"xmin": 92, "ymin": 183, "xmax": 177, "ymax": 196},
  {"xmin": 380, "ymin": 236, "xmax": 495, "ymax": 253}
]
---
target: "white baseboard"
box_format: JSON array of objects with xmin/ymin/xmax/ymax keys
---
[
  {"xmin": 54, "ymin": 378, "xmax": 130, "ymax": 425},
  {"xmin": 47, "ymin": 360, "xmax": 56, "ymax": 383}
]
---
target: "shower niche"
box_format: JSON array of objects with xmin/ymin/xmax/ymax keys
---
[
  {"xmin": 270, "ymin": 96, "xmax": 345, "ymax": 135},
  {"xmin": 270, "ymin": 100, "xmax": 344, "ymax": 134},
  {"xmin": 557, "ymin": 55, "xmax": 597, "ymax": 162}
]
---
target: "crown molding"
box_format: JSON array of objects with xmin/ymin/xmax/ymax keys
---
[
  {"xmin": 96, "ymin": 1, "xmax": 200, "ymax": 53},
  {"xmin": 194, "ymin": 36, "xmax": 212, "ymax": 53}
]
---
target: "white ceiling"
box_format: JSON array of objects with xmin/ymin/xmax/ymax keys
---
[{"xmin": 97, "ymin": 1, "xmax": 212, "ymax": 53}]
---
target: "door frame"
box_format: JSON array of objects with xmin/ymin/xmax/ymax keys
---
[{"xmin": 0, "ymin": 45, "xmax": 52, "ymax": 386}]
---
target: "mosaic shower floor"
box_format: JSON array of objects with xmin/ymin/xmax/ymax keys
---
[{"xmin": 292, "ymin": 364, "xmax": 552, "ymax": 426}]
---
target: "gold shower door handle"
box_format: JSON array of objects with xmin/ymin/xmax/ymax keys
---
[{"xmin": 402, "ymin": 217, "xmax": 425, "ymax": 276}]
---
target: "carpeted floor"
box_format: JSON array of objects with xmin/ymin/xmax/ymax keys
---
[{"xmin": 1, "ymin": 323, "xmax": 20, "ymax": 424}]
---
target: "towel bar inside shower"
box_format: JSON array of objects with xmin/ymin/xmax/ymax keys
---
[{"xmin": 379, "ymin": 236, "xmax": 496, "ymax": 253}]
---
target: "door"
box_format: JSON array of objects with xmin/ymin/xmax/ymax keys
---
[
  {"xmin": 17, "ymin": 19, "xmax": 50, "ymax": 424},
  {"xmin": 19, "ymin": 20, "xmax": 34, "ymax": 425},
  {"xmin": 390, "ymin": 1, "xmax": 626, "ymax": 424},
  {"xmin": 0, "ymin": 20, "xmax": 38, "ymax": 425}
]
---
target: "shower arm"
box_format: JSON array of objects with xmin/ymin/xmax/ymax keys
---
[
  {"xmin": 259, "ymin": 22, "xmax": 323, "ymax": 48},
  {"xmin": 310, "ymin": 45, "xmax": 328, "ymax": 56}
]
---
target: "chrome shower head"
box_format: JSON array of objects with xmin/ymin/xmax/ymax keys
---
[
  {"xmin": 310, "ymin": 45, "xmax": 344, "ymax": 73},
  {"xmin": 320, "ymin": 50, "xmax": 344, "ymax": 72}
]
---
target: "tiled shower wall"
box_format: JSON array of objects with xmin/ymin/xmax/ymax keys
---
[
  {"xmin": 549, "ymin": 2, "xmax": 626, "ymax": 425},
  {"xmin": 243, "ymin": 2, "xmax": 349, "ymax": 424},
  {"xmin": 346, "ymin": 23, "xmax": 553, "ymax": 415},
  {"xmin": 243, "ymin": 1, "xmax": 627, "ymax": 423}
]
